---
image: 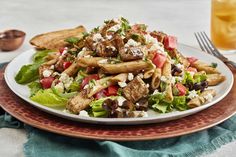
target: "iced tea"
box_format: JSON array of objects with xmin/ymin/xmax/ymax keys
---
[{"xmin": 211, "ymin": 0, "xmax": 236, "ymax": 51}]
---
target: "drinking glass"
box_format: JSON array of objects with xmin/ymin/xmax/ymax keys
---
[{"xmin": 211, "ymin": 0, "xmax": 236, "ymax": 54}]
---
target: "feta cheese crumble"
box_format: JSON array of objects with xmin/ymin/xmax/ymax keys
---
[
  {"xmin": 137, "ymin": 73, "xmax": 144, "ymax": 79},
  {"xmin": 42, "ymin": 69, "xmax": 52, "ymax": 77},
  {"xmin": 187, "ymin": 90, "xmax": 198, "ymax": 99},
  {"xmin": 170, "ymin": 77, "xmax": 176, "ymax": 84},
  {"xmin": 62, "ymin": 109, "xmax": 70, "ymax": 113},
  {"xmin": 128, "ymin": 73, "xmax": 134, "ymax": 81},
  {"xmin": 106, "ymin": 46, "xmax": 116, "ymax": 51},
  {"xmin": 153, "ymin": 89, "xmax": 159, "ymax": 95},
  {"xmin": 149, "ymin": 43, "xmax": 165, "ymax": 53},
  {"xmin": 170, "ymin": 59, "xmax": 176, "ymax": 64},
  {"xmin": 59, "ymin": 73, "xmax": 73, "ymax": 89},
  {"xmin": 125, "ymin": 39, "xmax": 140, "ymax": 47},
  {"xmin": 83, "ymin": 84, "xmax": 89, "ymax": 89},
  {"xmin": 79, "ymin": 110, "xmax": 89, "ymax": 117},
  {"xmin": 106, "ymin": 35, "xmax": 113, "ymax": 40},
  {"xmin": 54, "ymin": 82, "xmax": 64, "ymax": 93},
  {"xmin": 108, "ymin": 24, "xmax": 120, "ymax": 32},
  {"xmin": 118, "ymin": 82, "xmax": 127, "ymax": 88},
  {"xmin": 49, "ymin": 65, "xmax": 54, "ymax": 70},
  {"xmin": 93, "ymin": 33, "xmax": 104, "ymax": 42},
  {"xmin": 133, "ymin": 111, "xmax": 148, "ymax": 117},
  {"xmin": 117, "ymin": 96, "xmax": 126, "ymax": 106},
  {"xmin": 160, "ymin": 76, "xmax": 168, "ymax": 82},
  {"xmin": 77, "ymin": 47, "xmax": 87, "ymax": 58},
  {"xmin": 204, "ymin": 93, "xmax": 213, "ymax": 102},
  {"xmin": 144, "ymin": 34, "xmax": 166, "ymax": 54},
  {"xmin": 145, "ymin": 34, "xmax": 157, "ymax": 44},
  {"xmin": 61, "ymin": 47, "xmax": 68, "ymax": 56},
  {"xmin": 175, "ymin": 63, "xmax": 184, "ymax": 70},
  {"xmin": 174, "ymin": 76, "xmax": 184, "ymax": 83}
]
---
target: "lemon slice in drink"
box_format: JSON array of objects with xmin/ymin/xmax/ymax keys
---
[{"xmin": 216, "ymin": 12, "xmax": 236, "ymax": 22}]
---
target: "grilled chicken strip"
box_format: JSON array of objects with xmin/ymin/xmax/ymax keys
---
[
  {"xmin": 187, "ymin": 89, "xmax": 216, "ymax": 108},
  {"xmin": 206, "ymin": 74, "xmax": 226, "ymax": 86},
  {"xmin": 66, "ymin": 90, "xmax": 93, "ymax": 114},
  {"xmin": 123, "ymin": 76, "xmax": 149, "ymax": 103}
]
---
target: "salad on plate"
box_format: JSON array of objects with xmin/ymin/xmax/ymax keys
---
[{"xmin": 15, "ymin": 17, "xmax": 226, "ymax": 118}]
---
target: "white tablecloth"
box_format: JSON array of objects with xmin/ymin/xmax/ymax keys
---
[{"xmin": 0, "ymin": 0, "xmax": 236, "ymax": 156}]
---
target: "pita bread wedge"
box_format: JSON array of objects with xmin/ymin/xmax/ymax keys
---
[{"xmin": 30, "ymin": 26, "xmax": 86, "ymax": 50}]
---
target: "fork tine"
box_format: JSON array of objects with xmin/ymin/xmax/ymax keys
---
[
  {"xmin": 194, "ymin": 33, "xmax": 205, "ymax": 52},
  {"xmin": 202, "ymin": 32, "xmax": 219, "ymax": 51},
  {"xmin": 199, "ymin": 32, "xmax": 215, "ymax": 55},
  {"xmin": 196, "ymin": 32, "xmax": 214, "ymax": 55},
  {"xmin": 195, "ymin": 31, "xmax": 236, "ymax": 69},
  {"xmin": 202, "ymin": 32, "xmax": 227, "ymax": 60}
]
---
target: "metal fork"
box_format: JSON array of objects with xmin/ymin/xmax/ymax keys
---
[{"xmin": 194, "ymin": 31, "xmax": 236, "ymax": 69}]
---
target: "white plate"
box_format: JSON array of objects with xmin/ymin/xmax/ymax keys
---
[{"xmin": 4, "ymin": 44, "xmax": 234, "ymax": 125}]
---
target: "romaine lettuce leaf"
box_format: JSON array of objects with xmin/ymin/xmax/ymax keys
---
[
  {"xmin": 28, "ymin": 82, "xmax": 42, "ymax": 96},
  {"xmin": 193, "ymin": 73, "xmax": 207, "ymax": 83},
  {"xmin": 173, "ymin": 96, "xmax": 188, "ymax": 111},
  {"xmin": 149, "ymin": 93, "xmax": 171, "ymax": 113},
  {"xmin": 33, "ymin": 50, "xmax": 53, "ymax": 63},
  {"xmin": 90, "ymin": 98, "xmax": 108, "ymax": 117},
  {"xmin": 152, "ymin": 102, "xmax": 169, "ymax": 113},
  {"xmin": 148, "ymin": 92, "xmax": 165, "ymax": 105},
  {"xmin": 15, "ymin": 50, "xmax": 53, "ymax": 84},
  {"xmin": 15, "ymin": 62, "xmax": 41, "ymax": 84},
  {"xmin": 149, "ymin": 93, "xmax": 188, "ymax": 113},
  {"xmin": 182, "ymin": 72, "xmax": 207, "ymax": 85},
  {"xmin": 51, "ymin": 87, "xmax": 77, "ymax": 99},
  {"xmin": 30, "ymin": 89, "xmax": 68, "ymax": 107},
  {"xmin": 182, "ymin": 72, "xmax": 194, "ymax": 85},
  {"xmin": 67, "ymin": 81, "xmax": 80, "ymax": 92}
]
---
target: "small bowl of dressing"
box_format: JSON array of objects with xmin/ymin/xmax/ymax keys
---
[{"xmin": 0, "ymin": 29, "xmax": 26, "ymax": 51}]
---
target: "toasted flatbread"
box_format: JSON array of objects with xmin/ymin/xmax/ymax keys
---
[{"xmin": 30, "ymin": 26, "xmax": 86, "ymax": 50}]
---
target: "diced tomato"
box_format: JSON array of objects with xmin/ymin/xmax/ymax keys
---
[
  {"xmin": 106, "ymin": 85, "xmax": 119, "ymax": 96},
  {"xmin": 40, "ymin": 77, "xmax": 55, "ymax": 89},
  {"xmin": 175, "ymin": 83, "xmax": 187, "ymax": 96},
  {"xmin": 63, "ymin": 61, "xmax": 72, "ymax": 70},
  {"xmin": 93, "ymin": 85, "xmax": 119, "ymax": 99},
  {"xmin": 187, "ymin": 57, "xmax": 198, "ymax": 64},
  {"xmin": 81, "ymin": 74, "xmax": 100, "ymax": 89},
  {"xmin": 94, "ymin": 89, "xmax": 107, "ymax": 99},
  {"xmin": 59, "ymin": 47, "xmax": 65, "ymax": 54},
  {"xmin": 164, "ymin": 35, "xmax": 177, "ymax": 50},
  {"xmin": 187, "ymin": 67, "xmax": 197, "ymax": 73},
  {"xmin": 152, "ymin": 52, "xmax": 167, "ymax": 68}
]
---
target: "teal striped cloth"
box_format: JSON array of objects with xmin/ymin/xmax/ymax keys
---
[
  {"xmin": 1, "ymin": 113, "xmax": 236, "ymax": 157},
  {"xmin": 1, "ymin": 62, "xmax": 236, "ymax": 157}
]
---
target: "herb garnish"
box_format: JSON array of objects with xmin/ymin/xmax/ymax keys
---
[{"xmin": 211, "ymin": 62, "xmax": 217, "ymax": 68}]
